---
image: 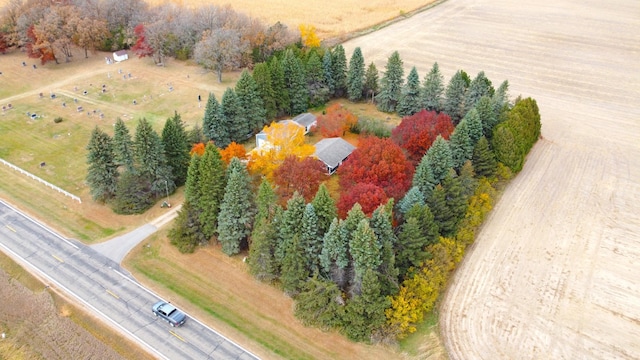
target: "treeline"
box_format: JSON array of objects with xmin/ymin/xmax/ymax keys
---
[
  {"xmin": 0, "ymin": 0, "xmax": 297, "ymax": 67},
  {"xmin": 86, "ymin": 112, "xmax": 198, "ymax": 214}
]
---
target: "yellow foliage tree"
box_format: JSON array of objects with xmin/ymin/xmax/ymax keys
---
[
  {"xmin": 298, "ymin": 24, "xmax": 320, "ymax": 48},
  {"xmin": 248, "ymin": 121, "xmax": 315, "ymax": 179}
]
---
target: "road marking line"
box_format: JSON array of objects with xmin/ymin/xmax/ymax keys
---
[
  {"xmin": 106, "ymin": 289, "xmax": 120, "ymax": 299},
  {"xmin": 5, "ymin": 225, "xmax": 16, "ymax": 232},
  {"xmin": 52, "ymin": 254, "xmax": 64, "ymax": 263},
  {"xmin": 169, "ymin": 330, "xmax": 186, "ymax": 343}
]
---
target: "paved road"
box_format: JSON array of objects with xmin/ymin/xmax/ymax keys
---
[{"xmin": 0, "ymin": 199, "xmax": 258, "ymax": 360}]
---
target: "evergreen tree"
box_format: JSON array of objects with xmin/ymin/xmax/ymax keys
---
[
  {"xmin": 112, "ymin": 118, "xmax": 135, "ymax": 172},
  {"xmin": 168, "ymin": 201, "xmax": 207, "ymax": 253},
  {"xmin": 475, "ymin": 96, "xmax": 497, "ymax": 139},
  {"xmin": 197, "ymin": 143, "xmax": 227, "ymax": 240},
  {"xmin": 320, "ymin": 218, "xmax": 349, "ymax": 288},
  {"xmin": 449, "ymin": 119, "xmax": 473, "ymax": 170},
  {"xmin": 376, "ymin": 51, "xmax": 404, "ymax": 113},
  {"xmin": 369, "ymin": 204, "xmax": 399, "ymax": 296},
  {"xmin": 397, "ymin": 186, "xmax": 425, "ymax": 216},
  {"xmin": 346, "ymin": 47, "xmax": 365, "ymax": 102},
  {"xmin": 276, "ymin": 192, "xmax": 306, "ymax": 264},
  {"xmin": 253, "ymin": 62, "xmax": 277, "ymax": 120},
  {"xmin": 221, "ymin": 88, "xmax": 246, "ymax": 146},
  {"xmin": 425, "ymin": 135, "xmax": 453, "ymax": 184},
  {"xmin": 295, "ymin": 276, "xmax": 345, "ymax": 328},
  {"xmin": 472, "ymin": 136, "xmax": 497, "ymax": 178},
  {"xmin": 349, "ymin": 219, "xmax": 381, "ymax": 294},
  {"xmin": 203, "ymin": 93, "xmax": 228, "ymax": 146},
  {"xmin": 269, "ymin": 56, "xmax": 289, "ymax": 117},
  {"xmin": 134, "ymin": 118, "xmax": 174, "ymax": 199},
  {"xmin": 395, "ymin": 215, "xmax": 426, "ymax": 277},
  {"xmin": 465, "ymin": 107, "xmax": 483, "ymax": 145},
  {"xmin": 86, "ymin": 126, "xmax": 119, "ymax": 202},
  {"xmin": 184, "ymin": 154, "xmax": 202, "ymax": 206},
  {"xmin": 331, "ymin": 44, "xmax": 348, "ymax": 97},
  {"xmin": 426, "ymin": 184, "xmax": 449, "ymax": 237},
  {"xmin": 236, "ymin": 69, "xmax": 266, "ymax": 133},
  {"xmin": 405, "ymin": 203, "xmax": 439, "ymax": 247},
  {"xmin": 322, "ymin": 49, "xmax": 335, "ymax": 96},
  {"xmin": 311, "ymin": 183, "xmax": 337, "ymax": 237},
  {"xmin": 397, "ymin": 66, "xmax": 421, "ymax": 117},
  {"xmin": 421, "ymin": 62, "xmax": 444, "ymax": 112},
  {"xmin": 282, "ymin": 49, "xmax": 308, "ymax": 115},
  {"xmin": 412, "ymin": 155, "xmax": 438, "ymax": 200},
  {"xmin": 458, "ymin": 160, "xmax": 478, "ymax": 198},
  {"xmin": 463, "ymin": 71, "xmax": 493, "ymax": 115},
  {"xmin": 248, "ymin": 179, "xmax": 279, "ymax": 281},
  {"xmin": 218, "ymin": 158, "xmax": 254, "ymax": 255},
  {"xmin": 492, "ymin": 80, "xmax": 510, "ymax": 119},
  {"xmin": 187, "ymin": 123, "xmax": 205, "ymax": 145},
  {"xmin": 441, "ymin": 169, "xmax": 468, "ymax": 236},
  {"xmin": 248, "ymin": 216, "xmax": 278, "ymax": 282},
  {"xmin": 342, "ymin": 269, "xmax": 389, "ymax": 342},
  {"xmin": 306, "ymin": 50, "xmax": 330, "ymax": 107},
  {"xmin": 161, "ymin": 111, "xmax": 190, "ymax": 187},
  {"xmin": 300, "ymin": 204, "xmax": 322, "ymax": 275},
  {"xmin": 254, "ymin": 179, "xmax": 278, "ymax": 224},
  {"xmin": 112, "ymin": 171, "xmax": 153, "ymax": 214},
  {"xmin": 281, "ymin": 234, "xmax": 308, "ymax": 295},
  {"xmin": 363, "ymin": 62, "xmax": 379, "ymax": 103},
  {"xmin": 443, "ymin": 70, "xmax": 468, "ymax": 125}
]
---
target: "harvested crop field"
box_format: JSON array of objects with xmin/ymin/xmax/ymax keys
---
[{"xmin": 344, "ymin": 0, "xmax": 640, "ymax": 358}]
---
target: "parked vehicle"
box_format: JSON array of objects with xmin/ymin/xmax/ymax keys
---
[{"xmin": 152, "ymin": 301, "xmax": 186, "ymax": 327}]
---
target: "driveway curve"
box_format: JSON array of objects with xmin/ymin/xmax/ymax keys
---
[{"xmin": 343, "ymin": 0, "xmax": 640, "ymax": 359}]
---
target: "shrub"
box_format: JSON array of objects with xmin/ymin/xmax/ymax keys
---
[
  {"xmin": 54, "ymin": 117, "xmax": 63, "ymax": 123},
  {"xmin": 353, "ymin": 117, "xmax": 392, "ymax": 138}
]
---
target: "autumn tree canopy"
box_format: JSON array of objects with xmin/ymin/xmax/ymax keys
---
[
  {"xmin": 248, "ymin": 121, "xmax": 315, "ymax": 179},
  {"xmin": 316, "ymin": 103, "xmax": 357, "ymax": 137},
  {"xmin": 391, "ymin": 109, "xmax": 454, "ymax": 165},
  {"xmin": 338, "ymin": 136, "xmax": 414, "ymax": 203},
  {"xmin": 273, "ymin": 156, "xmax": 327, "ymax": 203}
]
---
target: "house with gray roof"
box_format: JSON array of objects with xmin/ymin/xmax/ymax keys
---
[{"xmin": 314, "ymin": 137, "xmax": 356, "ymax": 175}]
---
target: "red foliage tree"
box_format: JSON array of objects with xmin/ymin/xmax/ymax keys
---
[
  {"xmin": 220, "ymin": 142, "xmax": 247, "ymax": 164},
  {"xmin": 131, "ymin": 24, "xmax": 154, "ymax": 58},
  {"xmin": 337, "ymin": 182, "xmax": 388, "ymax": 219},
  {"xmin": 338, "ymin": 136, "xmax": 414, "ymax": 202},
  {"xmin": 316, "ymin": 103, "xmax": 357, "ymax": 137},
  {"xmin": 273, "ymin": 155, "xmax": 327, "ymax": 203},
  {"xmin": 0, "ymin": 32, "xmax": 7, "ymax": 54},
  {"xmin": 391, "ymin": 109, "xmax": 454, "ymax": 165},
  {"xmin": 25, "ymin": 25, "xmax": 56, "ymax": 65}
]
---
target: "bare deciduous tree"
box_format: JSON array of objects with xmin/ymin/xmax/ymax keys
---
[{"xmin": 194, "ymin": 29, "xmax": 247, "ymax": 82}]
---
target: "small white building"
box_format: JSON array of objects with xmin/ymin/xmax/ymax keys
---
[{"xmin": 113, "ymin": 50, "xmax": 129, "ymax": 62}]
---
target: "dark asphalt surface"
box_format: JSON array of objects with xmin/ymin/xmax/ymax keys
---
[{"xmin": 0, "ymin": 199, "xmax": 259, "ymax": 360}]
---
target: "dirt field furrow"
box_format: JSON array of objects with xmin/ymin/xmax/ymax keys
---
[{"xmin": 344, "ymin": 0, "xmax": 640, "ymax": 359}]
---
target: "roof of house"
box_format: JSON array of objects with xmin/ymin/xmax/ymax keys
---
[
  {"xmin": 114, "ymin": 50, "xmax": 127, "ymax": 56},
  {"xmin": 292, "ymin": 113, "xmax": 317, "ymax": 127},
  {"xmin": 314, "ymin": 137, "xmax": 356, "ymax": 168}
]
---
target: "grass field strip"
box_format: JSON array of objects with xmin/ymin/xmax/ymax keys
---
[{"xmin": 0, "ymin": 158, "xmax": 81, "ymax": 203}]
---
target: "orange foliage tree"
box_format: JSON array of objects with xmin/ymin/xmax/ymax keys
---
[
  {"xmin": 316, "ymin": 103, "xmax": 358, "ymax": 137},
  {"xmin": 248, "ymin": 121, "xmax": 315, "ymax": 179},
  {"xmin": 220, "ymin": 142, "xmax": 247, "ymax": 164},
  {"xmin": 273, "ymin": 156, "xmax": 327, "ymax": 203},
  {"xmin": 190, "ymin": 142, "xmax": 206, "ymax": 156}
]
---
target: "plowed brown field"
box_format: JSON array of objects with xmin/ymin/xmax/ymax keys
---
[{"xmin": 344, "ymin": 0, "xmax": 640, "ymax": 358}]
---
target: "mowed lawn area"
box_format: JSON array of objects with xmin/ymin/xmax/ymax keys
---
[{"xmin": 0, "ymin": 51, "xmax": 239, "ymax": 241}]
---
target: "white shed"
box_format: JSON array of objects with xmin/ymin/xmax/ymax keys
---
[{"xmin": 113, "ymin": 50, "xmax": 129, "ymax": 62}]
